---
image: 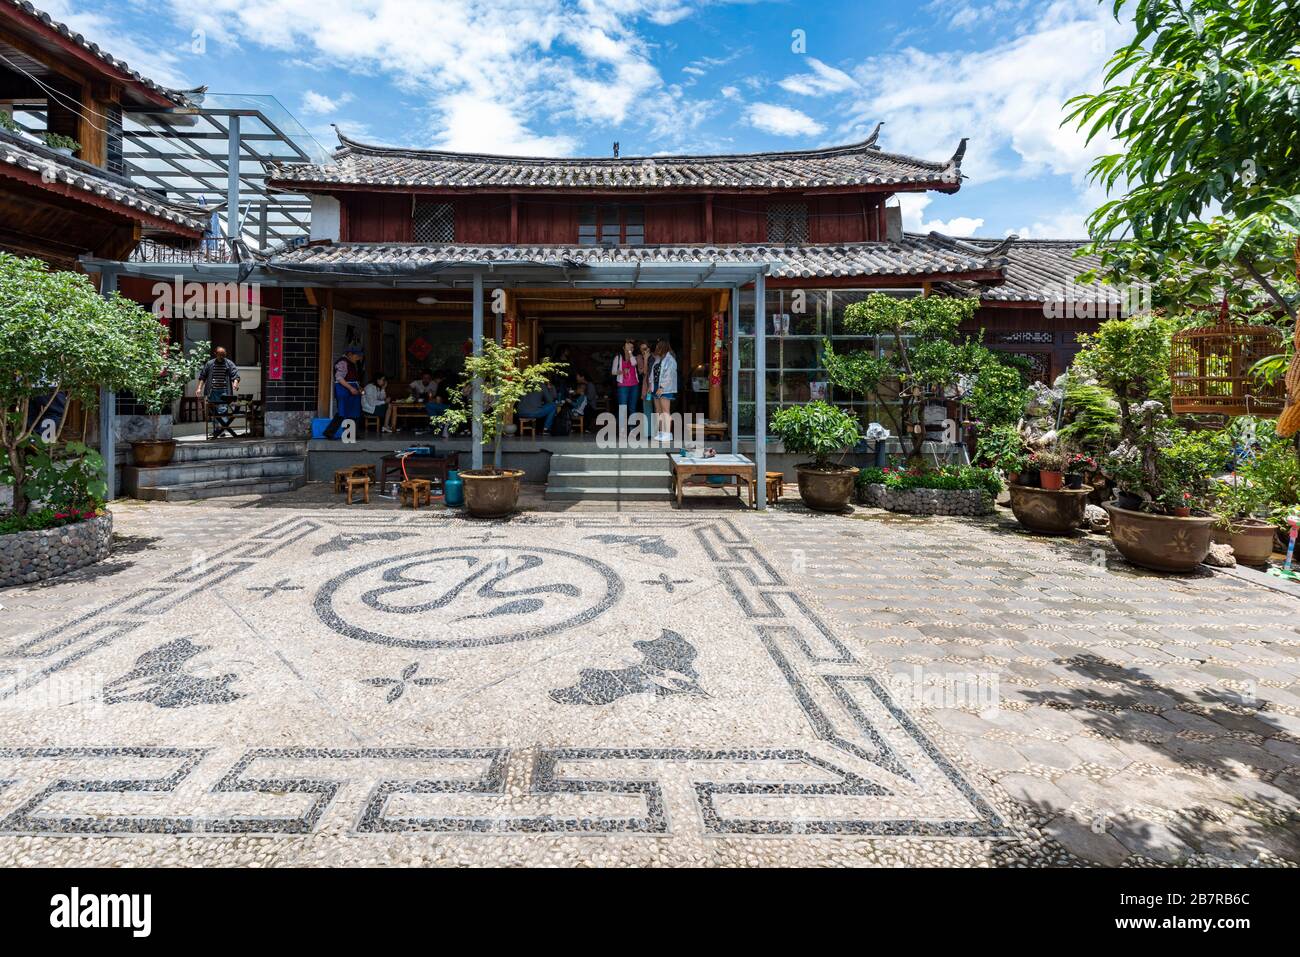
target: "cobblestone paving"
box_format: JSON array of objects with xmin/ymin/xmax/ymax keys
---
[{"xmin": 0, "ymin": 495, "xmax": 1296, "ymax": 867}]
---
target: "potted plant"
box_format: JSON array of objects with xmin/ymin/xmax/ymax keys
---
[
  {"xmin": 431, "ymin": 340, "xmax": 565, "ymax": 518},
  {"xmin": 41, "ymin": 132, "xmax": 80, "ymax": 157},
  {"xmin": 130, "ymin": 339, "xmax": 209, "ymax": 468},
  {"xmin": 1064, "ymin": 452, "xmax": 1097, "ymax": 490},
  {"xmin": 1101, "ymin": 402, "xmax": 1215, "ymax": 572},
  {"xmin": 769, "ymin": 401, "xmax": 862, "ymax": 511},
  {"xmin": 1214, "ymin": 477, "xmax": 1277, "ymax": 567},
  {"xmin": 1030, "ymin": 447, "xmax": 1068, "ymax": 490},
  {"xmin": 976, "ymin": 424, "xmax": 1029, "ymax": 485}
]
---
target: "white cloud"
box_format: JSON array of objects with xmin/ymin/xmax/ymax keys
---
[
  {"xmin": 895, "ymin": 194, "xmax": 985, "ymax": 237},
  {"xmin": 778, "ymin": 58, "xmax": 858, "ymax": 97},
  {"xmin": 33, "ymin": 0, "xmax": 191, "ymax": 89},
  {"xmin": 745, "ymin": 103, "xmax": 824, "ymax": 137},
  {"xmin": 164, "ymin": 0, "xmax": 718, "ymax": 154},
  {"xmin": 300, "ymin": 90, "xmax": 353, "ymax": 115}
]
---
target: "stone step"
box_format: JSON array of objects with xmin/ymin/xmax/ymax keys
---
[
  {"xmin": 548, "ymin": 453, "xmax": 673, "ymax": 475},
  {"xmin": 547, "ymin": 470, "xmax": 671, "ymax": 490},
  {"xmin": 132, "ymin": 475, "xmax": 307, "ymax": 502},
  {"xmin": 544, "ymin": 484, "xmax": 672, "ymax": 501},
  {"xmin": 167, "ymin": 440, "xmax": 307, "ymax": 464},
  {"xmin": 124, "ymin": 455, "xmax": 306, "ymax": 490}
]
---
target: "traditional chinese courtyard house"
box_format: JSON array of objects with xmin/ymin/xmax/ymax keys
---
[{"xmin": 79, "ymin": 122, "xmax": 1123, "ymax": 506}]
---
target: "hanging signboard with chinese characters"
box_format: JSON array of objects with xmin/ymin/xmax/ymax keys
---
[
  {"xmin": 710, "ymin": 312, "xmax": 725, "ymax": 386},
  {"xmin": 267, "ymin": 314, "xmax": 284, "ymax": 380}
]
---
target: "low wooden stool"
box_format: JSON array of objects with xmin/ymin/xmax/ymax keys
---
[
  {"xmin": 345, "ymin": 474, "xmax": 371, "ymax": 505},
  {"xmin": 362, "ymin": 414, "xmax": 381, "ymax": 435},
  {"xmin": 334, "ymin": 468, "xmax": 354, "ymax": 493},
  {"xmin": 766, "ymin": 471, "xmax": 784, "ymax": 502},
  {"xmin": 517, "ymin": 418, "xmax": 537, "ymax": 439},
  {"xmin": 400, "ymin": 479, "xmax": 432, "ymax": 509}
]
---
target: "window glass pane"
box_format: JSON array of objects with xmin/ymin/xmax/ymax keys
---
[
  {"xmin": 578, "ymin": 224, "xmax": 598, "ymax": 245},
  {"xmin": 624, "ymin": 205, "xmax": 644, "ymax": 225},
  {"xmin": 624, "ymin": 225, "xmax": 644, "ymax": 245}
]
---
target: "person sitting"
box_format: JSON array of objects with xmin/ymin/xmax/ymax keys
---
[
  {"xmin": 197, "ymin": 346, "xmax": 241, "ymax": 436},
  {"xmin": 517, "ymin": 382, "xmax": 562, "ymax": 434},
  {"xmin": 362, "ymin": 375, "xmax": 397, "ymax": 433},
  {"xmin": 570, "ymin": 370, "xmax": 599, "ymax": 429}
]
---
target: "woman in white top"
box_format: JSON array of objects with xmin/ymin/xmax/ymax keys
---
[
  {"xmin": 651, "ymin": 339, "xmax": 678, "ymax": 443},
  {"xmin": 362, "ymin": 375, "xmax": 397, "ymax": 432}
]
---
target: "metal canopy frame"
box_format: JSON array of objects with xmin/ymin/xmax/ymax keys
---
[{"xmin": 123, "ymin": 94, "xmax": 329, "ymax": 251}]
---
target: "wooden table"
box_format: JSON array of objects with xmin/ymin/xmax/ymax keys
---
[
  {"xmin": 667, "ymin": 453, "xmax": 757, "ymax": 507},
  {"xmin": 393, "ymin": 403, "xmax": 433, "ymax": 430}
]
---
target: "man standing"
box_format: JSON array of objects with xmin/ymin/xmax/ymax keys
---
[
  {"xmin": 197, "ymin": 347, "xmax": 241, "ymax": 435},
  {"xmin": 324, "ymin": 347, "xmax": 363, "ymax": 440}
]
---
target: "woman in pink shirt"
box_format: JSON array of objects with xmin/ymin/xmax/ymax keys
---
[{"xmin": 612, "ymin": 340, "xmax": 640, "ymax": 422}]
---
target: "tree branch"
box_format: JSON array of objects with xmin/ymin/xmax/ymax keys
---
[{"xmin": 1239, "ymin": 255, "xmax": 1298, "ymax": 323}]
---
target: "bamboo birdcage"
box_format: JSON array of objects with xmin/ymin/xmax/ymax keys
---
[{"xmin": 1169, "ymin": 299, "xmax": 1285, "ymax": 418}]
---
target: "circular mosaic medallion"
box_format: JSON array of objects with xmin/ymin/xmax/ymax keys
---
[{"xmin": 315, "ymin": 545, "xmax": 624, "ymax": 649}]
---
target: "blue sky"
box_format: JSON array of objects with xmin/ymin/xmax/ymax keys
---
[{"xmin": 44, "ymin": 0, "xmax": 1135, "ymax": 238}]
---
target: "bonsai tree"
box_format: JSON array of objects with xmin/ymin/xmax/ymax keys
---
[
  {"xmin": 975, "ymin": 424, "xmax": 1029, "ymax": 475},
  {"xmin": 431, "ymin": 339, "xmax": 567, "ymax": 471},
  {"xmin": 769, "ymin": 401, "xmax": 862, "ymax": 471},
  {"xmin": 135, "ymin": 340, "xmax": 211, "ymax": 441},
  {"xmin": 0, "ymin": 254, "xmax": 167, "ymax": 515},
  {"xmin": 1071, "ymin": 316, "xmax": 1174, "ymax": 439},
  {"xmin": 834, "ymin": 293, "xmax": 1018, "ymax": 460}
]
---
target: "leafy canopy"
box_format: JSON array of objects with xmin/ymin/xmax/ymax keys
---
[{"xmin": 1067, "ymin": 0, "xmax": 1300, "ymax": 320}]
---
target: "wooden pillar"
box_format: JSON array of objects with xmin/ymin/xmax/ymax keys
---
[
  {"xmin": 471, "ymin": 273, "xmax": 484, "ymax": 470},
  {"xmin": 754, "ymin": 271, "xmax": 767, "ymax": 511},
  {"xmin": 317, "ymin": 291, "xmax": 334, "ymax": 415},
  {"xmin": 730, "ymin": 285, "xmax": 740, "ymax": 455},
  {"xmin": 704, "ymin": 194, "xmax": 715, "ymax": 244},
  {"xmin": 510, "ymin": 194, "xmax": 520, "ymax": 244}
]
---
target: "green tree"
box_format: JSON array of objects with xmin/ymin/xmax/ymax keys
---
[
  {"xmin": 1067, "ymin": 0, "xmax": 1299, "ymax": 321},
  {"xmin": 1072, "ymin": 315, "xmax": 1175, "ymax": 438},
  {"xmin": 431, "ymin": 340, "xmax": 567, "ymax": 471},
  {"xmin": 837, "ymin": 293, "xmax": 1016, "ymax": 459},
  {"xmin": 0, "ymin": 254, "xmax": 167, "ymax": 515}
]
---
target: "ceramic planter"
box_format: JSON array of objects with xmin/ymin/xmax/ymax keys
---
[
  {"xmin": 794, "ymin": 464, "xmax": 857, "ymax": 512},
  {"xmin": 1103, "ymin": 503, "xmax": 1214, "ymax": 573},
  {"xmin": 130, "ymin": 439, "xmax": 176, "ymax": 468},
  {"xmin": 1009, "ymin": 485, "xmax": 1091, "ymax": 536},
  {"xmin": 460, "ymin": 468, "xmax": 523, "ymax": 517},
  {"xmin": 1226, "ymin": 520, "xmax": 1276, "ymax": 567},
  {"xmin": 1039, "ymin": 470, "xmax": 1065, "ymax": 491},
  {"xmin": 1064, "ymin": 473, "xmax": 1084, "ymax": 490}
]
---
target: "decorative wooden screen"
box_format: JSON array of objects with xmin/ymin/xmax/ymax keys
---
[
  {"xmin": 413, "ymin": 201, "xmax": 455, "ymax": 243},
  {"xmin": 766, "ymin": 203, "xmax": 809, "ymax": 244}
]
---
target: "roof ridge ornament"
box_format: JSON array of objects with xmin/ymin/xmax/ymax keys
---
[
  {"xmin": 928, "ymin": 230, "xmax": 1018, "ymax": 259},
  {"xmin": 864, "ymin": 121, "xmax": 884, "ymax": 149}
]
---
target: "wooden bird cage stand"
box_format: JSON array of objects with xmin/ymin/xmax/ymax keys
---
[{"xmin": 1170, "ymin": 299, "xmax": 1286, "ymax": 418}]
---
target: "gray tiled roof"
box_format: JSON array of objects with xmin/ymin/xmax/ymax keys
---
[
  {"xmin": 3, "ymin": 1, "xmax": 196, "ymax": 107},
  {"xmin": 269, "ymin": 129, "xmax": 966, "ymax": 191},
  {"xmin": 0, "ymin": 130, "xmax": 207, "ymax": 232},
  {"xmin": 269, "ymin": 234, "xmax": 1003, "ymax": 280},
  {"xmin": 931, "ymin": 236, "xmax": 1127, "ymax": 305}
]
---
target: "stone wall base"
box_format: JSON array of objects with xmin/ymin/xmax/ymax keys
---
[
  {"xmin": 860, "ymin": 483, "xmax": 994, "ymax": 516},
  {"xmin": 0, "ymin": 512, "xmax": 113, "ymax": 588}
]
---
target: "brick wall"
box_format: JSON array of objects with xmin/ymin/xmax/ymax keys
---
[{"xmin": 264, "ymin": 287, "xmax": 320, "ymax": 414}]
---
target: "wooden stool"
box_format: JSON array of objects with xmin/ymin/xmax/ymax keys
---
[
  {"xmin": 352, "ymin": 464, "xmax": 377, "ymax": 481},
  {"xmin": 334, "ymin": 468, "xmax": 354, "ymax": 493},
  {"xmin": 766, "ymin": 471, "xmax": 784, "ymax": 502},
  {"xmin": 570, "ymin": 413, "xmax": 587, "ymax": 435},
  {"xmin": 518, "ymin": 418, "xmax": 537, "ymax": 439},
  {"xmin": 345, "ymin": 474, "xmax": 371, "ymax": 505},
  {"xmin": 362, "ymin": 414, "xmax": 381, "ymax": 435},
  {"xmin": 400, "ymin": 479, "xmax": 432, "ymax": 509}
]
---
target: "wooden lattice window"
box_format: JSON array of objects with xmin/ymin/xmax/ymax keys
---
[
  {"xmin": 767, "ymin": 202, "xmax": 808, "ymax": 244},
  {"xmin": 578, "ymin": 204, "xmax": 644, "ymax": 245},
  {"xmin": 413, "ymin": 201, "xmax": 455, "ymax": 243}
]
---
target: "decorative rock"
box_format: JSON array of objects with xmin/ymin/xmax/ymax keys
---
[
  {"xmin": 0, "ymin": 513, "xmax": 113, "ymax": 587},
  {"xmin": 860, "ymin": 484, "xmax": 994, "ymax": 517},
  {"xmin": 1082, "ymin": 503, "xmax": 1110, "ymax": 533},
  {"xmin": 1202, "ymin": 542, "xmax": 1236, "ymax": 568}
]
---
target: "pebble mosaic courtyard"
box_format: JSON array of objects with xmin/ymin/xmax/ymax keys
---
[{"xmin": 0, "ymin": 496, "xmax": 1297, "ymax": 867}]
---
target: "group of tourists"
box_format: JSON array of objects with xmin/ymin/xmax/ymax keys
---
[{"xmin": 316, "ymin": 336, "xmax": 678, "ymax": 442}]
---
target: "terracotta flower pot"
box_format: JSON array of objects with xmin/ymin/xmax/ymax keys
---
[
  {"xmin": 1103, "ymin": 503, "xmax": 1214, "ymax": 573},
  {"xmin": 130, "ymin": 439, "xmax": 176, "ymax": 468},
  {"xmin": 794, "ymin": 464, "xmax": 858, "ymax": 512},
  {"xmin": 1039, "ymin": 470, "xmax": 1064, "ymax": 491},
  {"xmin": 460, "ymin": 468, "xmax": 524, "ymax": 518},
  {"xmin": 1228, "ymin": 520, "xmax": 1277, "ymax": 567},
  {"xmin": 1009, "ymin": 485, "xmax": 1092, "ymax": 536}
]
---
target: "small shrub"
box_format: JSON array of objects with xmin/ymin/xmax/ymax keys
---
[
  {"xmin": 858, "ymin": 465, "xmax": 1002, "ymax": 498},
  {"xmin": 770, "ymin": 401, "xmax": 862, "ymax": 469}
]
